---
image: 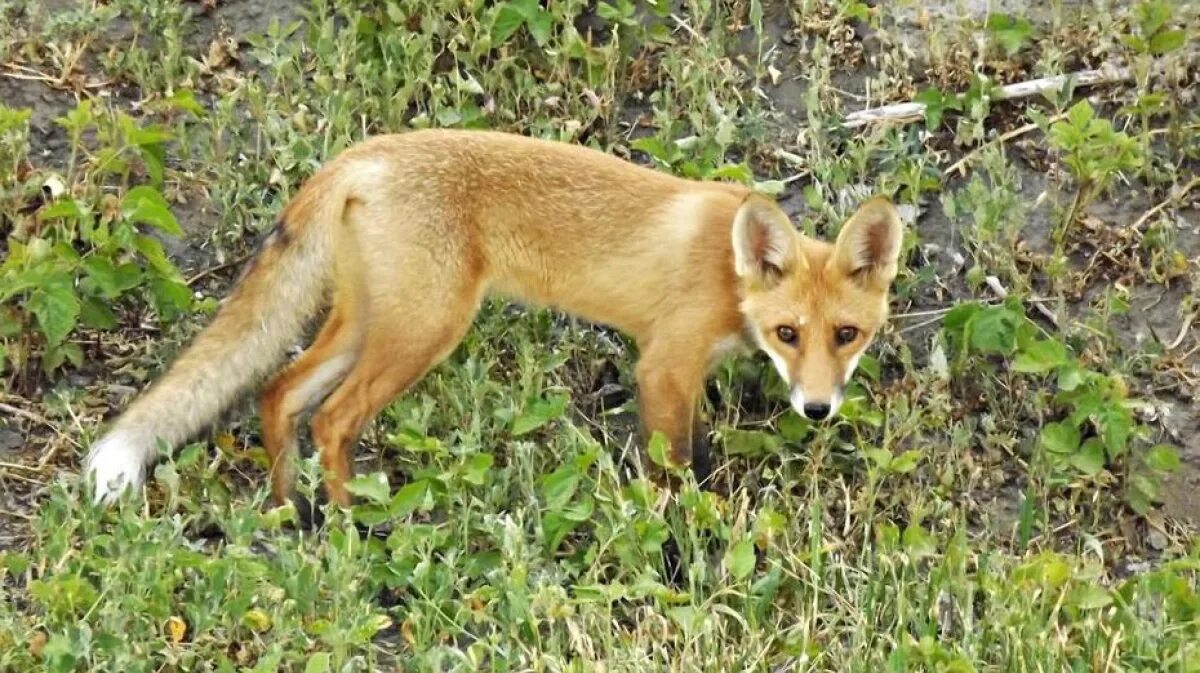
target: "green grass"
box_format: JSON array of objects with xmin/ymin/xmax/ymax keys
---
[{"xmin": 1, "ymin": 0, "xmax": 1199, "ymax": 670}]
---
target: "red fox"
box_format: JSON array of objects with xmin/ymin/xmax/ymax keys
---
[{"xmin": 83, "ymin": 129, "xmax": 904, "ymax": 507}]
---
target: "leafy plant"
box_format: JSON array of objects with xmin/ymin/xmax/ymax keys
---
[
  {"xmin": 943, "ymin": 298, "xmax": 1179, "ymax": 513},
  {"xmin": 1045, "ymin": 100, "xmax": 1143, "ymax": 239},
  {"xmin": 985, "ymin": 13, "xmax": 1034, "ymax": 56},
  {"xmin": 0, "ymin": 103, "xmax": 189, "ymax": 376}
]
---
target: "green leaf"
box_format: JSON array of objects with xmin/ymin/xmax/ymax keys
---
[
  {"xmin": 1057, "ymin": 365, "xmax": 1085, "ymax": 391},
  {"xmin": 1040, "ymin": 422, "xmax": 1080, "ymax": 455},
  {"xmin": 1069, "ymin": 438, "xmax": 1106, "ymax": 475},
  {"xmin": 1066, "ymin": 100, "xmax": 1094, "ymax": 130},
  {"xmin": 542, "ymin": 510, "xmax": 582, "ymax": 551},
  {"xmin": 122, "ymin": 186, "xmax": 182, "ymax": 236},
  {"xmin": 1068, "ymin": 583, "xmax": 1113, "ymax": 610},
  {"xmin": 462, "ymin": 453, "xmax": 494, "ymax": 485},
  {"xmin": 540, "ymin": 465, "xmax": 579, "ymax": 509},
  {"xmin": 1098, "ymin": 407, "xmax": 1132, "ymax": 459},
  {"xmin": 889, "ymin": 450, "xmax": 922, "ymax": 474},
  {"xmin": 134, "ymin": 235, "xmax": 180, "ymax": 277},
  {"xmin": 165, "ymin": 89, "xmax": 206, "ymax": 116},
  {"xmin": 345, "ymin": 472, "xmax": 390, "ymax": 505},
  {"xmin": 631, "ymin": 136, "xmax": 679, "ymax": 165},
  {"xmin": 902, "ymin": 524, "xmax": 937, "ymax": 559},
  {"xmin": 985, "ymin": 13, "xmax": 1033, "ymax": 56},
  {"xmin": 28, "ymin": 280, "xmax": 80, "ymax": 346},
  {"xmin": 1136, "ymin": 1, "xmax": 1171, "ymax": 36},
  {"xmin": 725, "ymin": 539, "xmax": 756, "ymax": 580},
  {"xmin": 967, "ymin": 305, "xmax": 1021, "ymax": 355},
  {"xmin": 777, "ymin": 413, "xmax": 811, "ymax": 442},
  {"xmin": 80, "ymin": 297, "xmax": 118, "ymax": 329},
  {"xmin": 512, "ymin": 392, "xmax": 567, "ymax": 436},
  {"xmin": 722, "ymin": 428, "xmax": 777, "ymax": 456},
  {"xmin": 389, "ymin": 479, "xmax": 429, "ymax": 517},
  {"xmin": 1145, "ymin": 444, "xmax": 1181, "ymax": 473},
  {"xmin": 523, "ymin": 7, "xmax": 553, "ymax": 45},
  {"xmin": 492, "ymin": 3, "xmax": 526, "ymax": 44},
  {"xmin": 1013, "ymin": 339, "xmax": 1069, "ymax": 374},
  {"xmin": 646, "ymin": 431, "xmax": 674, "ymax": 469},
  {"xmin": 304, "ymin": 653, "xmax": 332, "ymax": 673},
  {"xmin": 1149, "ymin": 29, "xmax": 1186, "ymax": 54},
  {"xmin": 148, "ymin": 276, "xmax": 191, "ymax": 320}
]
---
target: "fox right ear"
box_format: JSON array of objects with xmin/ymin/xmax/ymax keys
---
[{"xmin": 732, "ymin": 194, "xmax": 800, "ymax": 286}]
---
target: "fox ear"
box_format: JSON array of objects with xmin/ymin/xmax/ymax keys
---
[
  {"xmin": 833, "ymin": 197, "xmax": 904, "ymax": 287},
  {"xmin": 732, "ymin": 194, "xmax": 800, "ymax": 285}
]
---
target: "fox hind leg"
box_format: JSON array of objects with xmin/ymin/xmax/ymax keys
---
[
  {"xmin": 309, "ymin": 275, "xmax": 486, "ymax": 508},
  {"xmin": 260, "ymin": 297, "xmax": 364, "ymax": 509}
]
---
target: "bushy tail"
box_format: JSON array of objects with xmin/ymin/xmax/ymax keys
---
[{"xmin": 84, "ymin": 170, "xmax": 351, "ymax": 502}]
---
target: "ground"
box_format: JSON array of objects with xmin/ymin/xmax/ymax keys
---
[{"xmin": 1, "ymin": 0, "xmax": 1199, "ymax": 671}]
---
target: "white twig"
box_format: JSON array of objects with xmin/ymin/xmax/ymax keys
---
[
  {"xmin": 985, "ymin": 275, "xmax": 1059, "ymax": 326},
  {"xmin": 842, "ymin": 64, "xmax": 1133, "ymax": 129}
]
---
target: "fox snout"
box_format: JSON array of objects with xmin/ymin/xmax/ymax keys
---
[{"xmin": 788, "ymin": 385, "xmax": 843, "ymax": 421}]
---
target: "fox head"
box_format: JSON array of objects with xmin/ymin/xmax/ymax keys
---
[{"xmin": 732, "ymin": 194, "xmax": 904, "ymax": 421}]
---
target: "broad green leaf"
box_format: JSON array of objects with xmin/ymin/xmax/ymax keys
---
[
  {"xmin": 389, "ymin": 479, "xmax": 429, "ymax": 517},
  {"xmin": 80, "ymin": 297, "xmax": 117, "ymax": 329},
  {"xmin": 540, "ymin": 465, "xmax": 579, "ymax": 509},
  {"xmin": 1145, "ymin": 444, "xmax": 1181, "ymax": 472},
  {"xmin": 903, "ymin": 524, "xmax": 937, "ymax": 559},
  {"xmin": 462, "ymin": 453, "xmax": 494, "ymax": 485},
  {"xmin": 29, "ymin": 280, "xmax": 80, "ymax": 346},
  {"xmin": 512, "ymin": 392, "xmax": 567, "ymax": 436},
  {"xmin": 1040, "ymin": 422, "xmax": 1080, "ymax": 455},
  {"xmin": 123, "ymin": 186, "xmax": 182, "ymax": 236},
  {"xmin": 304, "ymin": 653, "xmax": 331, "ymax": 673},
  {"xmin": 1066, "ymin": 100, "xmax": 1094, "ymax": 130},
  {"xmin": 492, "ymin": 3, "xmax": 526, "ymax": 44},
  {"xmin": 1149, "ymin": 29, "xmax": 1185, "ymax": 54},
  {"xmin": 1013, "ymin": 339, "xmax": 1069, "ymax": 374},
  {"xmin": 1068, "ymin": 583, "xmax": 1113, "ymax": 610},
  {"xmin": 889, "ymin": 450, "xmax": 922, "ymax": 474},
  {"xmin": 646, "ymin": 431, "xmax": 673, "ymax": 468},
  {"xmin": 967, "ymin": 305, "xmax": 1020, "ymax": 355},
  {"xmin": 148, "ymin": 276, "xmax": 191, "ymax": 320},
  {"xmin": 134, "ymin": 235, "xmax": 180, "ymax": 277},
  {"xmin": 345, "ymin": 472, "xmax": 390, "ymax": 505},
  {"xmin": 725, "ymin": 539, "xmax": 756, "ymax": 580},
  {"xmin": 524, "ymin": 6, "xmax": 553, "ymax": 45},
  {"xmin": 1069, "ymin": 438, "xmax": 1106, "ymax": 475},
  {"xmin": 722, "ymin": 428, "xmax": 777, "ymax": 456}
]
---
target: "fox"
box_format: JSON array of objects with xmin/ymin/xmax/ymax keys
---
[{"xmin": 83, "ymin": 129, "xmax": 904, "ymax": 508}]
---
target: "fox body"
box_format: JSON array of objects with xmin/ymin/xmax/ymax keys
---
[{"xmin": 83, "ymin": 129, "xmax": 904, "ymax": 507}]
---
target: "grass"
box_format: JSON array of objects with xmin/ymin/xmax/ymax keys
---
[{"xmin": 1, "ymin": 0, "xmax": 1199, "ymax": 670}]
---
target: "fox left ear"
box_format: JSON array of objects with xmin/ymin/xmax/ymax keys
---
[{"xmin": 833, "ymin": 197, "xmax": 904, "ymax": 286}]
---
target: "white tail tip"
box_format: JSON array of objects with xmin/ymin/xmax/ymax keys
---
[{"xmin": 83, "ymin": 431, "xmax": 149, "ymax": 505}]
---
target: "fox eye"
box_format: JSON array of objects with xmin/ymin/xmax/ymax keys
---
[
  {"xmin": 835, "ymin": 326, "xmax": 859, "ymax": 346},
  {"xmin": 776, "ymin": 325, "xmax": 798, "ymax": 345}
]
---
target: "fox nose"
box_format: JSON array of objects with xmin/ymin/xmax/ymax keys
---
[{"xmin": 803, "ymin": 403, "xmax": 831, "ymax": 420}]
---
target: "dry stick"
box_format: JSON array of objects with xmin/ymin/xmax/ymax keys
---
[
  {"xmin": 0, "ymin": 401, "xmax": 52, "ymax": 427},
  {"xmin": 942, "ymin": 111, "xmax": 1069, "ymax": 178},
  {"xmin": 842, "ymin": 64, "xmax": 1134, "ymax": 129},
  {"xmin": 1130, "ymin": 175, "xmax": 1200, "ymax": 232},
  {"xmin": 893, "ymin": 296, "xmax": 1057, "ymax": 320},
  {"xmin": 985, "ymin": 275, "xmax": 1059, "ymax": 326},
  {"xmin": 1167, "ymin": 311, "xmax": 1196, "ymax": 352},
  {"xmin": 185, "ymin": 253, "xmax": 253, "ymax": 286}
]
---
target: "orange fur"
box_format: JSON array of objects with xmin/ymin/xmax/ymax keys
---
[{"xmin": 83, "ymin": 129, "xmax": 904, "ymax": 507}]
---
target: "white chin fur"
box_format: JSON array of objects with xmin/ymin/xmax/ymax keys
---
[{"xmin": 84, "ymin": 431, "xmax": 148, "ymax": 504}]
